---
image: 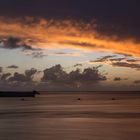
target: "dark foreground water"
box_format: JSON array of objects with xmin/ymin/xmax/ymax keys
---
[{"xmin": 0, "ymin": 92, "xmax": 140, "ymax": 140}]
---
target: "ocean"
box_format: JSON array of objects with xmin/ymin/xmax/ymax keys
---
[{"xmin": 0, "ymin": 92, "xmax": 140, "ymax": 140}]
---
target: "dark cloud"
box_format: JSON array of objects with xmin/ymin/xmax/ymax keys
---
[
  {"xmin": 0, "ymin": 67, "xmax": 2, "ymax": 73},
  {"xmin": 0, "ymin": 37, "xmax": 45, "ymax": 58},
  {"xmin": 55, "ymin": 52, "xmax": 68, "ymax": 55},
  {"xmin": 0, "ymin": 37, "xmax": 34, "ymax": 50},
  {"xmin": 7, "ymin": 65, "xmax": 19, "ymax": 69},
  {"xmin": 30, "ymin": 52, "xmax": 47, "ymax": 58},
  {"xmin": 8, "ymin": 68, "xmax": 37, "ymax": 82},
  {"xmin": 114, "ymin": 77, "xmax": 122, "ymax": 81},
  {"xmin": 0, "ymin": 73, "xmax": 11, "ymax": 81},
  {"xmin": 42, "ymin": 65, "xmax": 67, "ymax": 82},
  {"xmin": 70, "ymin": 67, "xmax": 106, "ymax": 82},
  {"xmin": 90, "ymin": 55, "xmax": 140, "ymax": 70},
  {"xmin": 90, "ymin": 55, "xmax": 139, "ymax": 64},
  {"xmin": 90, "ymin": 54, "xmax": 139, "ymax": 62},
  {"xmin": 74, "ymin": 64, "xmax": 83, "ymax": 67},
  {"xmin": 60, "ymin": 41, "xmax": 97, "ymax": 48},
  {"xmin": 23, "ymin": 50, "xmax": 47, "ymax": 58},
  {"xmin": 134, "ymin": 80, "xmax": 140, "ymax": 84},
  {"xmin": 126, "ymin": 59, "xmax": 140, "ymax": 63},
  {"xmin": 42, "ymin": 64, "xmax": 107, "ymax": 89},
  {"xmin": 109, "ymin": 58, "xmax": 126, "ymax": 62},
  {"xmin": 54, "ymin": 52, "xmax": 80, "ymax": 57},
  {"xmin": 8, "ymin": 72, "xmax": 29, "ymax": 82},
  {"xmin": 54, "ymin": 52, "xmax": 78, "ymax": 55},
  {"xmin": 90, "ymin": 55, "xmax": 116, "ymax": 63},
  {"xmin": 114, "ymin": 77, "xmax": 128, "ymax": 81},
  {"xmin": 112, "ymin": 62, "xmax": 140, "ymax": 70},
  {"xmin": 0, "ymin": 0, "xmax": 140, "ymax": 41},
  {"xmin": 25, "ymin": 68, "xmax": 37, "ymax": 80}
]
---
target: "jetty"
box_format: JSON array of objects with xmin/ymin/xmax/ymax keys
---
[{"xmin": 0, "ymin": 90, "xmax": 40, "ymax": 97}]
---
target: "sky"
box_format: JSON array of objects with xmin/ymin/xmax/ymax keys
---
[{"xmin": 0, "ymin": 0, "xmax": 140, "ymax": 91}]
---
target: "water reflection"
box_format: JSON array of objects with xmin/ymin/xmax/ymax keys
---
[{"xmin": 0, "ymin": 93, "xmax": 140, "ymax": 140}]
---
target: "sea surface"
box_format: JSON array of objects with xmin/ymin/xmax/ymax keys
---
[{"xmin": 0, "ymin": 92, "xmax": 140, "ymax": 140}]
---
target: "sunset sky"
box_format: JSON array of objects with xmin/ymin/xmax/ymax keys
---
[{"xmin": 0, "ymin": 0, "xmax": 140, "ymax": 91}]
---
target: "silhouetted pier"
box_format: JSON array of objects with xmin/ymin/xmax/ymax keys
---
[{"xmin": 0, "ymin": 90, "xmax": 40, "ymax": 97}]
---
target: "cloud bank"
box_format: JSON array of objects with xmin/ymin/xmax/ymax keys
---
[
  {"xmin": 90, "ymin": 55, "xmax": 140, "ymax": 70},
  {"xmin": 0, "ymin": 17, "xmax": 140, "ymax": 58},
  {"xmin": 0, "ymin": 65, "xmax": 107, "ymax": 91}
]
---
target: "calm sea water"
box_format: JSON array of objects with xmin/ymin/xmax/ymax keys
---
[{"xmin": 0, "ymin": 92, "xmax": 140, "ymax": 140}]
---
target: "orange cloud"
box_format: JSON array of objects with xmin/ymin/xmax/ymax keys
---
[{"xmin": 0, "ymin": 17, "xmax": 140, "ymax": 57}]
